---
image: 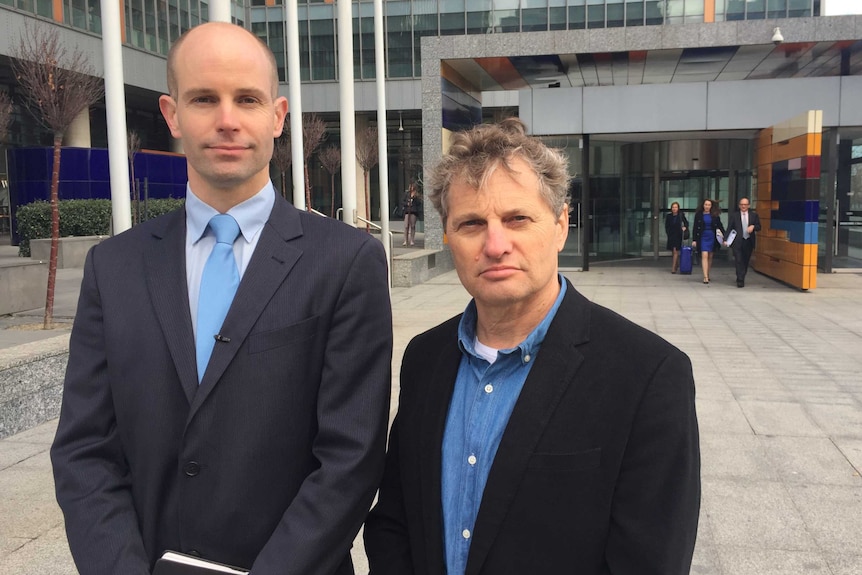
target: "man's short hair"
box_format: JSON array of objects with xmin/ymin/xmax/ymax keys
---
[
  {"xmin": 166, "ymin": 23, "xmax": 280, "ymax": 99},
  {"xmin": 427, "ymin": 117, "xmax": 572, "ymax": 226}
]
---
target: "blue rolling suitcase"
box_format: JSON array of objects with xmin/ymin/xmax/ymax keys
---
[{"xmin": 679, "ymin": 245, "xmax": 693, "ymax": 275}]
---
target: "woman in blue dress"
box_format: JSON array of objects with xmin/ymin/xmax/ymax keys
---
[{"xmin": 692, "ymin": 198, "xmax": 726, "ymax": 284}]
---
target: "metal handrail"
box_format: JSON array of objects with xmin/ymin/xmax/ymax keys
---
[
  {"xmin": 355, "ymin": 215, "xmax": 382, "ymax": 231},
  {"xmin": 308, "ymin": 207, "xmax": 328, "ymax": 218},
  {"xmin": 356, "ymin": 216, "xmax": 395, "ymax": 291}
]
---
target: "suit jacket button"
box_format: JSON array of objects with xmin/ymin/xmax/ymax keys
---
[{"xmin": 184, "ymin": 461, "xmax": 200, "ymax": 477}]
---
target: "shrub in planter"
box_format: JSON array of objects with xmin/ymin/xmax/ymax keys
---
[{"xmin": 16, "ymin": 198, "xmax": 185, "ymax": 257}]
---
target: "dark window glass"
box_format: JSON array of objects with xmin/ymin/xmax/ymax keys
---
[
  {"xmin": 267, "ymin": 21, "xmax": 286, "ymax": 81},
  {"xmin": 466, "ymin": 10, "xmax": 490, "ymax": 34},
  {"xmin": 549, "ymin": 6, "xmax": 566, "ymax": 30},
  {"xmin": 645, "ymin": 0, "xmax": 663, "ymax": 24},
  {"xmin": 360, "ymin": 16, "xmax": 375, "ymax": 79},
  {"xmin": 725, "ymin": 0, "xmax": 745, "ymax": 20},
  {"xmin": 607, "ymin": 2, "xmax": 624, "ymax": 27},
  {"xmin": 626, "ymin": 1, "xmax": 644, "ymax": 26},
  {"xmin": 495, "ymin": 9, "xmax": 519, "ymax": 32},
  {"xmin": 440, "ymin": 11, "xmax": 465, "ymax": 35},
  {"xmin": 299, "ymin": 18, "xmax": 311, "ymax": 81},
  {"xmin": 788, "ymin": 0, "xmax": 810, "ymax": 17},
  {"xmin": 747, "ymin": 0, "xmax": 766, "ymax": 19},
  {"xmin": 568, "ymin": 5, "xmax": 586, "ymax": 29},
  {"xmin": 522, "ymin": 8, "xmax": 548, "ymax": 32},
  {"xmin": 767, "ymin": 0, "xmax": 787, "ymax": 17},
  {"xmin": 386, "ymin": 14, "xmax": 412, "ymax": 78},
  {"xmin": 587, "ymin": 4, "xmax": 605, "ymax": 28},
  {"xmin": 310, "ymin": 18, "xmax": 336, "ymax": 80},
  {"xmin": 353, "ymin": 17, "xmax": 361, "ymax": 80}
]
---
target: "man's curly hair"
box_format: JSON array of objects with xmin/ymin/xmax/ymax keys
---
[{"xmin": 427, "ymin": 117, "xmax": 571, "ymax": 227}]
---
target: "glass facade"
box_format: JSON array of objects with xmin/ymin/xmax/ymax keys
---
[
  {"xmin": 241, "ymin": 0, "xmax": 820, "ymax": 83},
  {"xmin": 0, "ymin": 0, "xmax": 821, "ymax": 72}
]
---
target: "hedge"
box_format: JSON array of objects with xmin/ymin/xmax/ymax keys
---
[{"xmin": 16, "ymin": 198, "xmax": 185, "ymax": 257}]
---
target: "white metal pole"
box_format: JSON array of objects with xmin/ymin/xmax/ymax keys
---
[
  {"xmin": 210, "ymin": 0, "xmax": 231, "ymax": 23},
  {"xmin": 373, "ymin": 0, "xmax": 391, "ymax": 281},
  {"xmin": 337, "ymin": 0, "xmax": 357, "ymax": 226},
  {"xmin": 99, "ymin": 0, "xmax": 131, "ymax": 234},
  {"xmin": 286, "ymin": 0, "xmax": 305, "ymax": 209}
]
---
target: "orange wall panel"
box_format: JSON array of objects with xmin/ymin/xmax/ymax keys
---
[{"xmin": 771, "ymin": 134, "xmax": 810, "ymax": 163}]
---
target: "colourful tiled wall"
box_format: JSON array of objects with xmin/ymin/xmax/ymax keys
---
[{"xmin": 753, "ymin": 111, "xmax": 821, "ymax": 290}]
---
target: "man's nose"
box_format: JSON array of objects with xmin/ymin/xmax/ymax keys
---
[
  {"xmin": 483, "ymin": 222, "xmax": 512, "ymax": 259},
  {"xmin": 216, "ymin": 103, "xmax": 240, "ymax": 131}
]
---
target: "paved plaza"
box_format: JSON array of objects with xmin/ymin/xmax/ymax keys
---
[{"xmin": 1, "ymin": 243, "xmax": 861, "ymax": 574}]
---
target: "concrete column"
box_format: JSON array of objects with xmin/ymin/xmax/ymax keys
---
[
  {"xmin": 169, "ymin": 137, "xmax": 184, "ymax": 154},
  {"xmin": 64, "ymin": 109, "xmax": 91, "ymax": 147}
]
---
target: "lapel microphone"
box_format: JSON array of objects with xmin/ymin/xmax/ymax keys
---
[{"xmin": 214, "ymin": 334, "xmax": 231, "ymax": 343}]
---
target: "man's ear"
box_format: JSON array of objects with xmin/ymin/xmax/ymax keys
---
[
  {"xmin": 159, "ymin": 95, "xmax": 181, "ymax": 139},
  {"xmin": 273, "ymin": 96, "xmax": 288, "ymax": 138},
  {"xmin": 556, "ymin": 203, "xmax": 570, "ymax": 252}
]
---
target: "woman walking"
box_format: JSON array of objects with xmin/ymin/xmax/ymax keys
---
[
  {"xmin": 664, "ymin": 201, "xmax": 688, "ymax": 273},
  {"xmin": 691, "ymin": 198, "xmax": 725, "ymax": 284}
]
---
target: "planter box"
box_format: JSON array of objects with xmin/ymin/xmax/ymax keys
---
[
  {"xmin": 0, "ymin": 259, "xmax": 48, "ymax": 315},
  {"xmin": 30, "ymin": 235, "xmax": 107, "ymax": 269}
]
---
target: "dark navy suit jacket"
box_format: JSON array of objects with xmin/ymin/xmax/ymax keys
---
[{"xmin": 52, "ymin": 196, "xmax": 392, "ymax": 574}]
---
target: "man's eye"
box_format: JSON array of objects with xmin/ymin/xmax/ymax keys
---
[
  {"xmin": 239, "ymin": 97, "xmax": 260, "ymax": 104},
  {"xmin": 191, "ymin": 96, "xmax": 214, "ymax": 104}
]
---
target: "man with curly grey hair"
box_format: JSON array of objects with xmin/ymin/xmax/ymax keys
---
[{"xmin": 365, "ymin": 118, "xmax": 700, "ymax": 575}]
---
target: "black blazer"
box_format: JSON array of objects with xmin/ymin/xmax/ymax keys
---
[
  {"xmin": 692, "ymin": 211, "xmax": 726, "ymax": 249},
  {"xmin": 51, "ymin": 196, "xmax": 393, "ymax": 575},
  {"xmin": 664, "ymin": 212, "xmax": 688, "ymax": 250},
  {"xmin": 364, "ymin": 280, "xmax": 701, "ymax": 575},
  {"xmin": 727, "ymin": 209, "xmax": 762, "ymax": 249}
]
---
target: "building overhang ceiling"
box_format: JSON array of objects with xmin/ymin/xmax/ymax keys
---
[{"xmin": 444, "ymin": 40, "xmax": 862, "ymax": 91}]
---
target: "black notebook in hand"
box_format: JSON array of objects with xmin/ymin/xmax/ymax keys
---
[{"xmin": 153, "ymin": 551, "xmax": 249, "ymax": 574}]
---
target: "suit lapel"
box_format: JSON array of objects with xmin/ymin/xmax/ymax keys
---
[
  {"xmin": 191, "ymin": 197, "xmax": 303, "ymax": 413},
  {"xmin": 419, "ymin": 324, "xmax": 462, "ymax": 575},
  {"xmin": 465, "ymin": 285, "xmax": 591, "ymax": 575},
  {"xmin": 144, "ymin": 209, "xmax": 199, "ymax": 404}
]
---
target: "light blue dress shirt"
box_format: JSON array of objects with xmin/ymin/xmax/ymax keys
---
[
  {"xmin": 185, "ymin": 182, "xmax": 275, "ymax": 339},
  {"xmin": 441, "ymin": 275, "xmax": 567, "ymax": 575}
]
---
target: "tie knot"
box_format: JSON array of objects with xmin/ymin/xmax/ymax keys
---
[{"xmin": 209, "ymin": 214, "xmax": 240, "ymax": 245}]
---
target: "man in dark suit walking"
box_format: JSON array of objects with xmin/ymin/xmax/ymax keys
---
[
  {"xmin": 51, "ymin": 22, "xmax": 392, "ymax": 575},
  {"xmin": 727, "ymin": 196, "xmax": 761, "ymax": 287},
  {"xmin": 364, "ymin": 118, "xmax": 700, "ymax": 575}
]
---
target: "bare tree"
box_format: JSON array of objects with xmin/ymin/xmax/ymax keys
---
[
  {"xmin": 271, "ymin": 127, "xmax": 291, "ymax": 199},
  {"xmin": 0, "ymin": 91, "xmax": 12, "ymax": 142},
  {"xmin": 356, "ymin": 127, "xmax": 379, "ymax": 229},
  {"xmin": 12, "ymin": 23, "xmax": 104, "ymax": 329},
  {"xmin": 318, "ymin": 145, "xmax": 341, "ymax": 217},
  {"xmin": 128, "ymin": 130, "xmax": 141, "ymax": 225},
  {"xmin": 302, "ymin": 114, "xmax": 327, "ymax": 211}
]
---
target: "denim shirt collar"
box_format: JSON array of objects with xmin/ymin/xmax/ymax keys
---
[{"xmin": 457, "ymin": 273, "xmax": 567, "ymax": 364}]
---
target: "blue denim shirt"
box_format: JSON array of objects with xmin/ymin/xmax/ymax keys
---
[{"xmin": 441, "ymin": 275, "xmax": 567, "ymax": 575}]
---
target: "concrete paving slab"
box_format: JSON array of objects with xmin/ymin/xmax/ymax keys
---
[
  {"xmin": 787, "ymin": 484, "xmax": 862, "ymax": 557},
  {"xmin": 760, "ymin": 436, "xmax": 861, "ymax": 486},
  {"xmin": 696, "ymin": 398, "xmax": 756, "ymax": 435},
  {"xmin": 715, "ymin": 548, "xmax": 833, "ymax": 575},
  {"xmin": 806, "ymin": 403, "xmax": 862, "ymax": 438},
  {"xmin": 825, "ymin": 553, "xmax": 862, "ymax": 575},
  {"xmin": 700, "ymin": 435, "xmax": 781, "ymax": 482},
  {"xmin": 704, "ymin": 479, "xmax": 815, "ymax": 551},
  {"xmin": 834, "ymin": 438, "xmax": 862, "ymax": 475},
  {"xmin": 737, "ymin": 400, "xmax": 825, "ymax": 437}
]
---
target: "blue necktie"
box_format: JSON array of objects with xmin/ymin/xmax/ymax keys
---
[{"xmin": 196, "ymin": 214, "xmax": 240, "ymax": 382}]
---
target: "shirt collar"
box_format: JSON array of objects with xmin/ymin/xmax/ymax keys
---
[
  {"xmin": 186, "ymin": 181, "xmax": 276, "ymax": 244},
  {"xmin": 458, "ymin": 273, "xmax": 567, "ymax": 364}
]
